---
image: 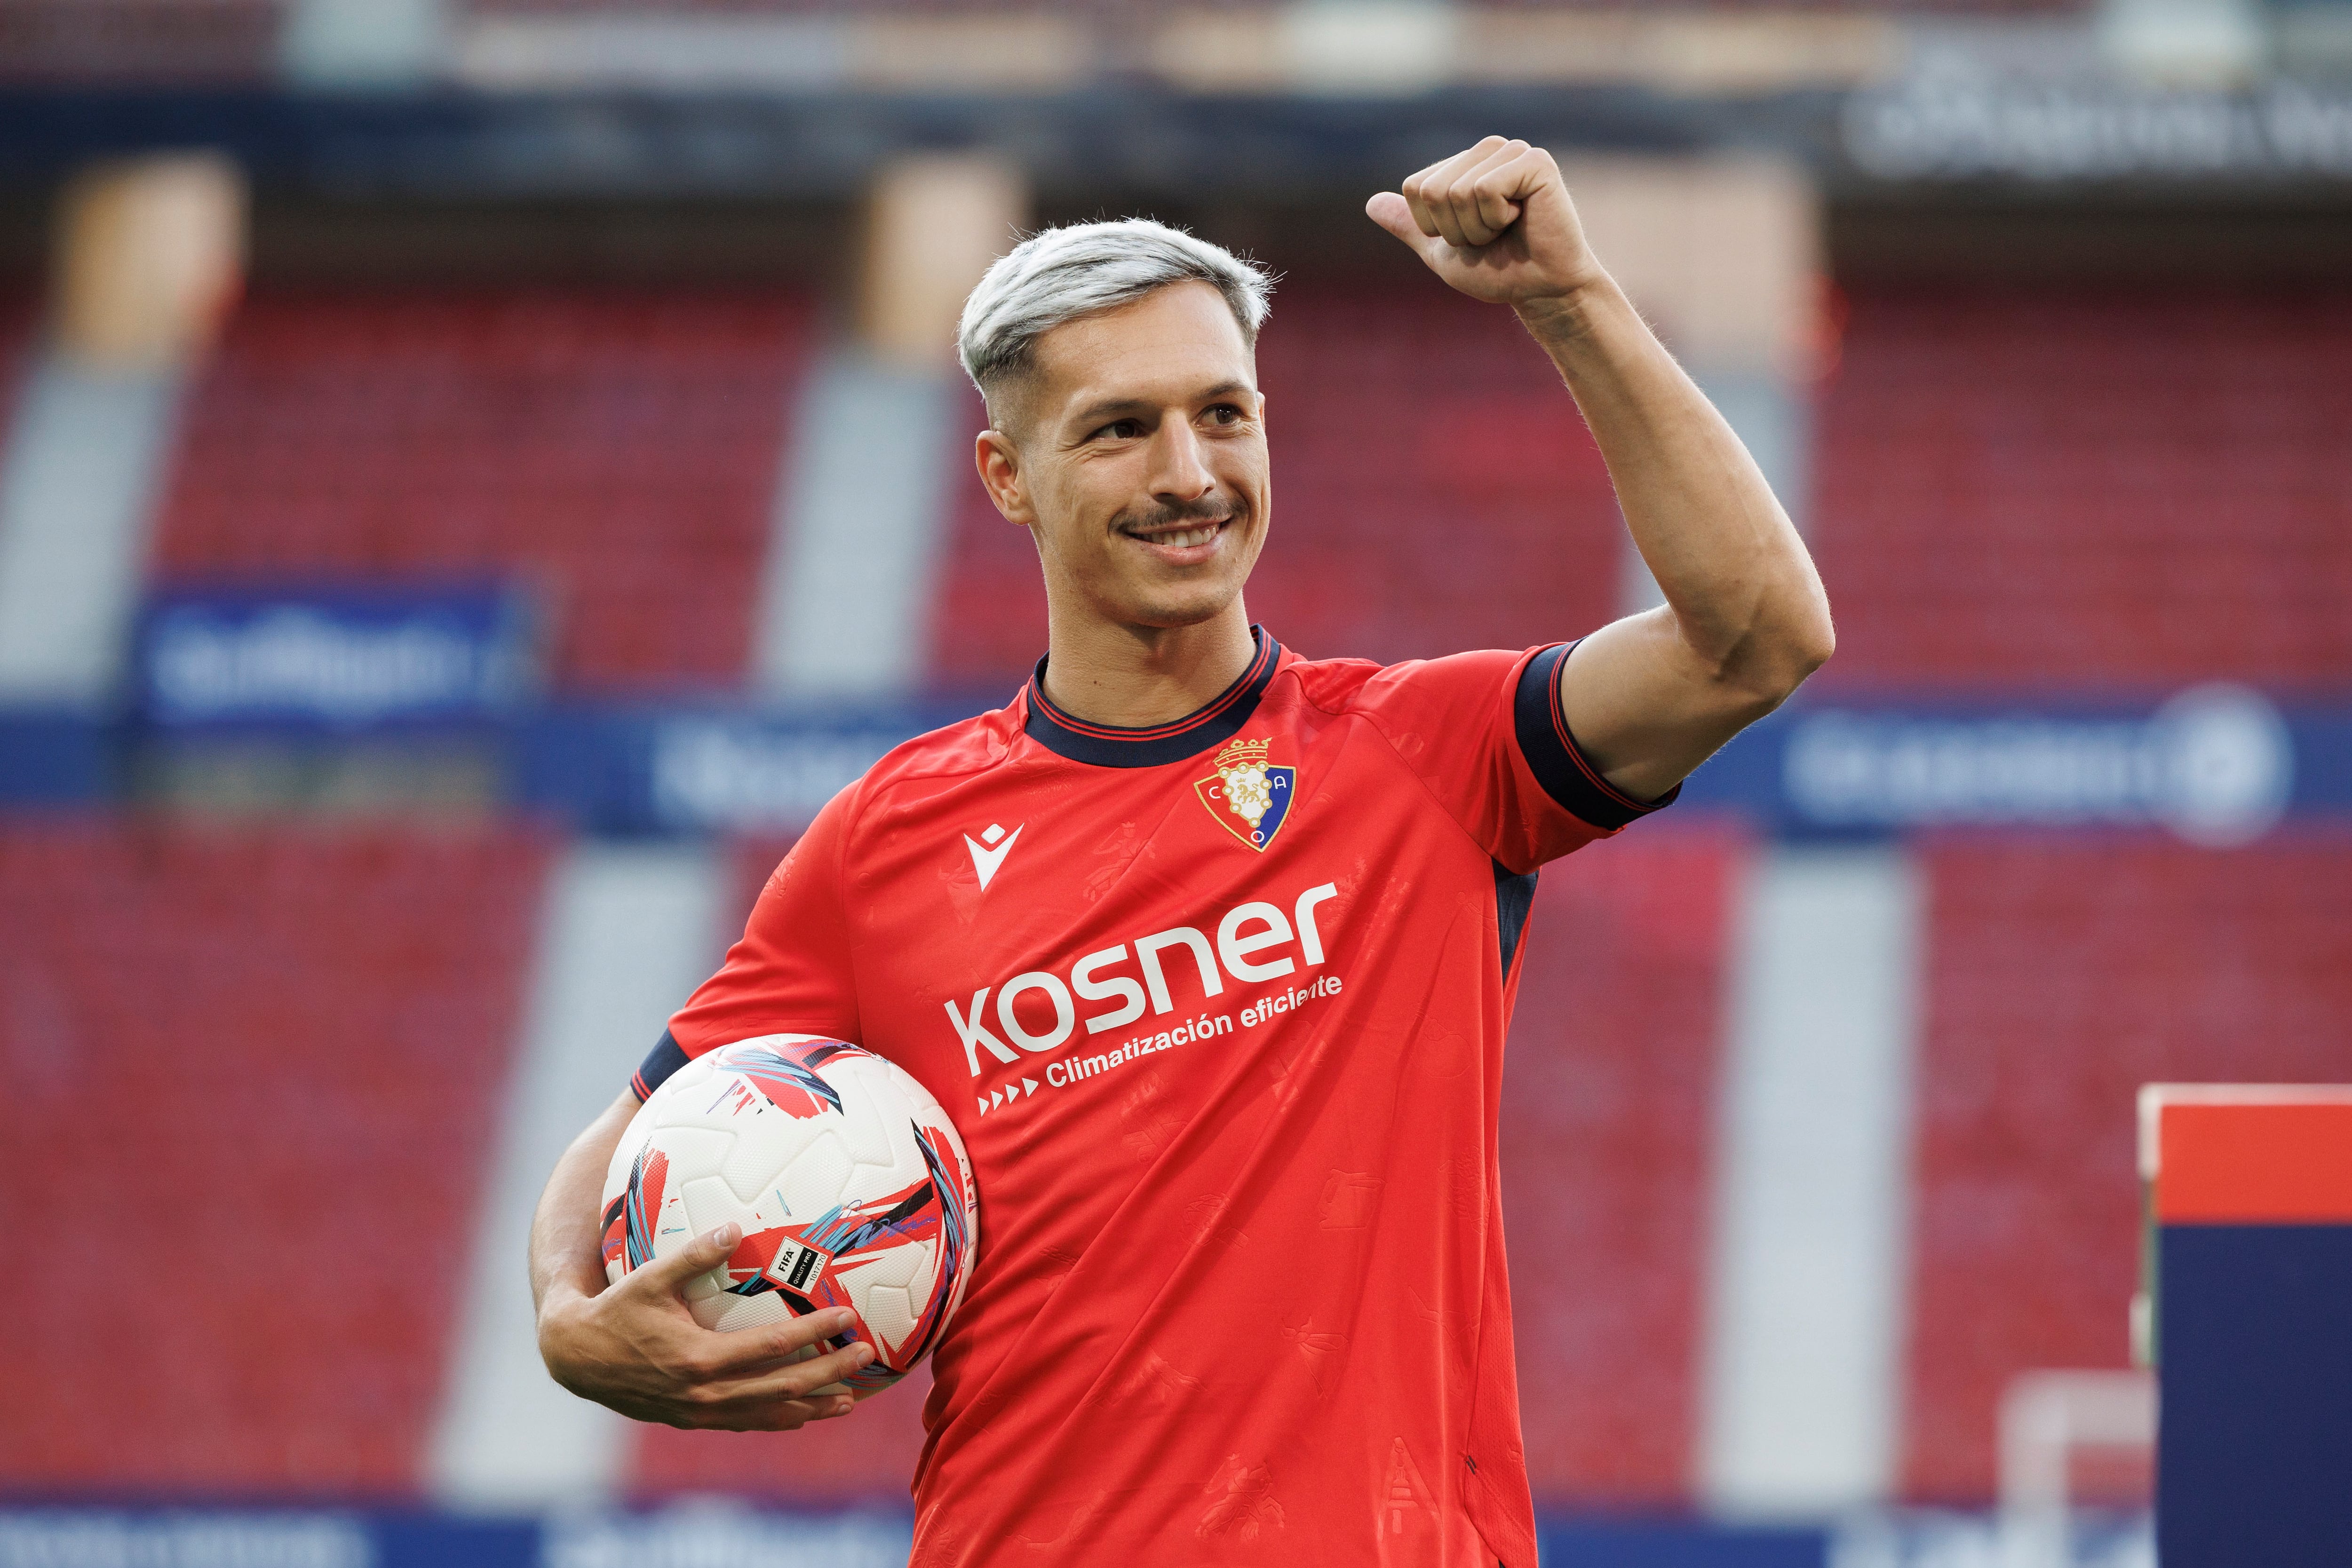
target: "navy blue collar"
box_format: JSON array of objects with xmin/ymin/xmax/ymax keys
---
[{"xmin": 1023, "ymin": 628, "xmax": 1281, "ymax": 769}]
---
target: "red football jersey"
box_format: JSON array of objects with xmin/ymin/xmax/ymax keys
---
[{"xmin": 637, "ymin": 630, "xmax": 1674, "ymax": 1566}]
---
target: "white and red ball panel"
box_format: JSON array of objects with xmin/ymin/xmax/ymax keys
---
[{"xmin": 600, "ymin": 1035, "xmax": 978, "ymax": 1391}]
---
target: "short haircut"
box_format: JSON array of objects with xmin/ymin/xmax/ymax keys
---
[{"xmin": 956, "ymin": 218, "xmax": 1275, "ymax": 428}]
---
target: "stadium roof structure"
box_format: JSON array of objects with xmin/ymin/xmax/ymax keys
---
[{"xmin": 0, "ymin": 2, "xmax": 2347, "ymax": 198}]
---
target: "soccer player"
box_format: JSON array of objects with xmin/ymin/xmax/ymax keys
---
[{"xmin": 530, "ymin": 137, "xmax": 1833, "ymax": 1565}]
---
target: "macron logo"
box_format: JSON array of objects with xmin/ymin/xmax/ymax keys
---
[{"xmin": 964, "ymin": 823, "xmax": 1024, "ymax": 890}]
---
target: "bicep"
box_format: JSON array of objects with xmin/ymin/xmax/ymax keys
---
[
  {"xmin": 1556, "ymin": 608, "xmax": 1783, "ymax": 803},
  {"xmin": 552, "ymin": 1090, "xmax": 641, "ymax": 1208}
]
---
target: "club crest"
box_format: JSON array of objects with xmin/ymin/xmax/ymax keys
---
[{"xmin": 1194, "ymin": 737, "xmax": 1295, "ymax": 852}]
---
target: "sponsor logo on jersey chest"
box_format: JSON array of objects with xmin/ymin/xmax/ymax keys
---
[{"xmin": 1195, "ymin": 736, "xmax": 1294, "ymax": 851}]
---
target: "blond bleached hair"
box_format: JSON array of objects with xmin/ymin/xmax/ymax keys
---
[{"xmin": 956, "ymin": 218, "xmax": 1274, "ymax": 422}]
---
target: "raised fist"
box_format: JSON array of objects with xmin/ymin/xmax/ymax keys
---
[{"xmin": 1367, "ymin": 137, "xmax": 1605, "ymax": 309}]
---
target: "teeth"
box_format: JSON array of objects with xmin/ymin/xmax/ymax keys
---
[{"xmin": 1152, "ymin": 526, "xmax": 1216, "ymax": 548}]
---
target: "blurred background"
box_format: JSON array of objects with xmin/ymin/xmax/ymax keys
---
[{"xmin": 0, "ymin": 0, "xmax": 2348, "ymax": 1563}]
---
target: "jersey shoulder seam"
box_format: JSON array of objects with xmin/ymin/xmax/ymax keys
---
[{"xmin": 1286, "ymin": 662, "xmax": 1519, "ymax": 872}]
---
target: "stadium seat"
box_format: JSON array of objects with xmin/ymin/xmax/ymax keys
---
[
  {"xmin": 0, "ymin": 819, "xmax": 553, "ymax": 1493},
  {"xmin": 466, "ymin": 0, "xmax": 2085, "ymax": 15},
  {"xmin": 0, "ymin": 290, "xmax": 38, "ymax": 428},
  {"xmin": 150, "ymin": 288, "xmax": 815, "ymax": 690},
  {"xmin": 926, "ymin": 275, "xmax": 1626, "ymax": 691},
  {"xmin": 1502, "ymin": 825, "xmax": 1747, "ymax": 1505},
  {"xmin": 1812, "ymin": 287, "xmax": 2352, "ymax": 690},
  {"xmin": 0, "ymin": 1, "xmax": 279, "ymax": 87},
  {"xmin": 1901, "ymin": 833, "xmax": 2352, "ymax": 1501}
]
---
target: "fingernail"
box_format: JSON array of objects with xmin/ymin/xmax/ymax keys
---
[
  {"xmin": 852, "ymin": 1344, "xmax": 874, "ymax": 1365},
  {"xmin": 830, "ymin": 1309, "xmax": 858, "ymax": 1330},
  {"xmin": 708, "ymin": 1223, "xmax": 738, "ymax": 1248},
  {"xmin": 834, "ymin": 1397, "xmax": 855, "ymax": 1416}
]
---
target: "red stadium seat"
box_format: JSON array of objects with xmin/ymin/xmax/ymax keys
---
[
  {"xmin": 1901, "ymin": 833, "xmax": 2352, "ymax": 1502},
  {"xmin": 150, "ymin": 288, "xmax": 815, "ymax": 690},
  {"xmin": 926, "ymin": 275, "xmax": 1625, "ymax": 690},
  {"xmin": 1503, "ymin": 825, "xmax": 1747, "ymax": 1505},
  {"xmin": 469, "ymin": 0, "xmax": 2088, "ymax": 15},
  {"xmin": 1812, "ymin": 288, "xmax": 2352, "ymax": 690},
  {"xmin": 0, "ymin": 819, "xmax": 554, "ymax": 1494},
  {"xmin": 0, "ymin": 290, "xmax": 40, "ymax": 429}
]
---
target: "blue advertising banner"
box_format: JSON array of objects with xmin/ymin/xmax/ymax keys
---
[
  {"xmin": 29, "ymin": 661, "xmax": 2352, "ymax": 843},
  {"xmin": 0, "ymin": 1505, "xmax": 2153, "ymax": 1568},
  {"xmin": 1677, "ymin": 683, "xmax": 2352, "ymax": 844},
  {"xmin": 0, "ymin": 710, "xmax": 113, "ymax": 804},
  {"xmin": 507, "ymin": 683, "xmax": 2352, "ymax": 844},
  {"xmin": 516, "ymin": 702, "xmax": 979, "ymax": 836},
  {"xmin": 134, "ymin": 584, "xmax": 542, "ymax": 729}
]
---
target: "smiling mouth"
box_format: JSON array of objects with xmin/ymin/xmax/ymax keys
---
[
  {"xmin": 1137, "ymin": 523, "xmax": 1222, "ymax": 548},
  {"xmin": 1119, "ymin": 511, "xmax": 1236, "ymax": 554}
]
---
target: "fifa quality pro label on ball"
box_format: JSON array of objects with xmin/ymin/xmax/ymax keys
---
[{"xmin": 766, "ymin": 1237, "xmax": 833, "ymax": 1294}]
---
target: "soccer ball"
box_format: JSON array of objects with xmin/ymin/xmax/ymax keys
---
[{"xmin": 601, "ymin": 1035, "xmax": 979, "ymax": 1392}]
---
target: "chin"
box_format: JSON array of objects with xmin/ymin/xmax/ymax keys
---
[{"xmin": 1123, "ymin": 585, "xmax": 1244, "ymax": 630}]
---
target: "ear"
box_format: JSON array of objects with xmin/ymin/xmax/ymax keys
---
[{"xmin": 975, "ymin": 429, "xmax": 1033, "ymax": 527}]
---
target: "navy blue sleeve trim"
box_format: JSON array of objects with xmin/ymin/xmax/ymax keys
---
[
  {"xmin": 631, "ymin": 1029, "xmax": 691, "ymax": 1101},
  {"xmin": 1512, "ymin": 641, "xmax": 1681, "ymax": 832}
]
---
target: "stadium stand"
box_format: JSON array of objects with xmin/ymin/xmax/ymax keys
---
[
  {"xmin": 0, "ymin": 291, "xmax": 38, "ymax": 428},
  {"xmin": 1502, "ymin": 826, "xmax": 1747, "ymax": 1504},
  {"xmin": 1902, "ymin": 833, "xmax": 2352, "ymax": 1502},
  {"xmin": 928, "ymin": 276, "xmax": 1626, "ymax": 690},
  {"xmin": 928, "ymin": 388, "xmax": 1048, "ymax": 694},
  {"xmin": 149, "ymin": 288, "xmax": 815, "ymax": 689},
  {"xmin": 1812, "ymin": 287, "xmax": 2352, "ymax": 691},
  {"xmin": 0, "ymin": 0, "xmax": 281, "ymax": 86},
  {"xmin": 0, "ymin": 819, "xmax": 552, "ymax": 1492},
  {"xmin": 463, "ymin": 0, "xmax": 2087, "ymax": 14}
]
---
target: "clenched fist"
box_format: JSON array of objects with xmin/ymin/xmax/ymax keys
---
[{"xmin": 1367, "ymin": 137, "xmax": 1605, "ymax": 311}]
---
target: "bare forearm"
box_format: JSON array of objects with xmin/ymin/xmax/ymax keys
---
[
  {"xmin": 531, "ymin": 1089, "xmax": 636, "ymax": 1319},
  {"xmin": 1368, "ymin": 138, "xmax": 1832, "ymax": 800},
  {"xmin": 1518, "ymin": 276, "xmax": 1832, "ymax": 695}
]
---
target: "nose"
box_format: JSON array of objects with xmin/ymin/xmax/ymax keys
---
[{"xmin": 1144, "ymin": 417, "xmax": 1216, "ymax": 505}]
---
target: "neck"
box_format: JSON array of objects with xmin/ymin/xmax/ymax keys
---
[{"xmin": 1037, "ymin": 598, "xmax": 1258, "ymax": 729}]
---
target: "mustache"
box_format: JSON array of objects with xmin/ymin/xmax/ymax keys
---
[{"xmin": 1115, "ymin": 496, "xmax": 1241, "ymax": 532}]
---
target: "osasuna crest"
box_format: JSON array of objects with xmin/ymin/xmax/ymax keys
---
[{"xmin": 1195, "ymin": 736, "xmax": 1295, "ymax": 852}]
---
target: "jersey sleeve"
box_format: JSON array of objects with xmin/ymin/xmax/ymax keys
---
[
  {"xmin": 1343, "ymin": 641, "xmax": 1677, "ymax": 874},
  {"xmin": 629, "ymin": 784, "xmax": 864, "ymax": 1101}
]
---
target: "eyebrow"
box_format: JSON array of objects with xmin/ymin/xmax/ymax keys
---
[{"xmin": 1069, "ymin": 380, "xmax": 1254, "ymax": 428}]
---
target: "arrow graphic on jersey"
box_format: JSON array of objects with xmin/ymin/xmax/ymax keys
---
[{"xmin": 964, "ymin": 823, "xmax": 1024, "ymax": 888}]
